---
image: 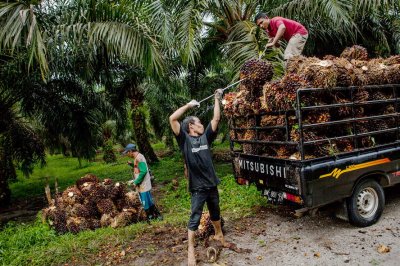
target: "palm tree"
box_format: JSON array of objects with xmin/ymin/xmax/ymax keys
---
[
  {"xmin": 0, "ymin": 0, "xmax": 169, "ymax": 167},
  {"xmin": 0, "ymin": 89, "xmax": 46, "ymax": 208},
  {"xmin": 171, "ymin": 0, "xmax": 399, "ymax": 75}
]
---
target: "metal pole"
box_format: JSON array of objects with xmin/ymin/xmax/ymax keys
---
[{"xmin": 198, "ymin": 78, "xmax": 246, "ymax": 104}]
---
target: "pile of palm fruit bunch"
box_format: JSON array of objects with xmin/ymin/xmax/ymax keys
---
[
  {"xmin": 223, "ymin": 59, "xmax": 274, "ymax": 119},
  {"xmin": 223, "ymin": 45, "xmax": 400, "ymax": 159},
  {"xmin": 42, "ymin": 174, "xmax": 146, "ymax": 234}
]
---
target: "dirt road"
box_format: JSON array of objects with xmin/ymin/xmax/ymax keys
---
[
  {"xmin": 218, "ymin": 185, "xmax": 400, "ymax": 266},
  {"xmin": 118, "ymin": 184, "xmax": 400, "ymax": 266}
]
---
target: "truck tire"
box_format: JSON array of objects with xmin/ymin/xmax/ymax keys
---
[{"xmin": 347, "ymin": 179, "xmax": 385, "ymax": 227}]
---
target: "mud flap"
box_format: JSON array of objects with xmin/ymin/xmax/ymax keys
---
[{"xmin": 335, "ymin": 200, "xmax": 349, "ymax": 221}]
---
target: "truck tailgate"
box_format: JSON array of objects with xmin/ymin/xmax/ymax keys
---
[{"xmin": 233, "ymin": 153, "xmax": 303, "ymax": 196}]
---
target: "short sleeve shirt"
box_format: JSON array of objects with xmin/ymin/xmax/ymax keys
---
[
  {"xmin": 267, "ymin": 17, "xmax": 308, "ymax": 41},
  {"xmin": 175, "ymin": 123, "xmax": 220, "ymax": 192}
]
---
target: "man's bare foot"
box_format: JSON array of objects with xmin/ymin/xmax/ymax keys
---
[
  {"xmin": 188, "ymin": 248, "xmax": 196, "ymax": 266},
  {"xmin": 211, "ymin": 234, "xmax": 225, "ymax": 245}
]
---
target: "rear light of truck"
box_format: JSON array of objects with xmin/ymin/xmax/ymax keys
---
[
  {"xmin": 283, "ymin": 192, "xmax": 303, "ymax": 204},
  {"xmin": 237, "ymin": 177, "xmax": 249, "ymax": 185}
]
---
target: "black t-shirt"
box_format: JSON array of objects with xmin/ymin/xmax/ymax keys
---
[{"xmin": 175, "ymin": 122, "xmax": 220, "ymax": 192}]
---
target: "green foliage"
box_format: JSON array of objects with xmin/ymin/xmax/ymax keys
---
[
  {"xmin": 102, "ymin": 140, "xmax": 117, "ymax": 164},
  {"xmin": 10, "ymin": 154, "xmax": 130, "ymax": 200},
  {"xmin": 0, "ymin": 215, "xmax": 144, "ymax": 266},
  {"xmin": 4, "ymin": 147, "xmax": 266, "ymax": 265},
  {"xmin": 160, "ymin": 162, "xmax": 265, "ymax": 220}
]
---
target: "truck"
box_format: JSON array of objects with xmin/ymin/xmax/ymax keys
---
[{"xmin": 229, "ymin": 84, "xmax": 400, "ymax": 227}]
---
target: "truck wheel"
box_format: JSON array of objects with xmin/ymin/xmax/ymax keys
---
[{"xmin": 346, "ymin": 179, "xmax": 384, "ymax": 227}]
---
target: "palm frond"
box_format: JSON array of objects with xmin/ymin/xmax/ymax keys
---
[
  {"xmin": 175, "ymin": 0, "xmax": 207, "ymax": 66},
  {"xmin": 89, "ymin": 21, "xmax": 164, "ymax": 75},
  {"xmin": 0, "ymin": 2, "xmax": 48, "ymax": 78}
]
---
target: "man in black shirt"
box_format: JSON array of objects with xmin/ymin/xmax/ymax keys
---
[{"xmin": 169, "ymin": 89, "xmax": 224, "ymax": 266}]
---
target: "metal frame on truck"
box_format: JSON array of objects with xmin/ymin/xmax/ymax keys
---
[{"xmin": 229, "ymin": 84, "xmax": 400, "ymax": 226}]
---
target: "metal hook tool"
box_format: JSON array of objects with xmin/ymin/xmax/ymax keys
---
[{"xmin": 197, "ymin": 78, "xmax": 246, "ymax": 104}]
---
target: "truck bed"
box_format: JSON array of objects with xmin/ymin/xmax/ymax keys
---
[{"xmin": 229, "ymin": 84, "xmax": 400, "ymax": 207}]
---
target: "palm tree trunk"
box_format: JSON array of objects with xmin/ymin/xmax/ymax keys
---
[
  {"xmin": 131, "ymin": 101, "xmax": 158, "ymax": 163},
  {"xmin": 0, "ymin": 148, "xmax": 14, "ymax": 208},
  {"xmin": 165, "ymin": 132, "xmax": 175, "ymax": 151}
]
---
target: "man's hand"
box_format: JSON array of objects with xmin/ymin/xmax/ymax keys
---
[
  {"xmin": 187, "ymin": 99, "xmax": 200, "ymax": 108},
  {"xmin": 214, "ymin": 89, "xmax": 223, "ymax": 100},
  {"xmin": 266, "ymin": 42, "xmax": 275, "ymax": 48}
]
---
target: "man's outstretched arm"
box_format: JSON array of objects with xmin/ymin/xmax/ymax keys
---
[
  {"xmin": 169, "ymin": 100, "xmax": 199, "ymax": 135},
  {"xmin": 211, "ymin": 89, "xmax": 223, "ymax": 132}
]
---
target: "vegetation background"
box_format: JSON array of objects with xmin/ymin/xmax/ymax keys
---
[{"xmin": 0, "ymin": 0, "xmax": 399, "ymax": 265}]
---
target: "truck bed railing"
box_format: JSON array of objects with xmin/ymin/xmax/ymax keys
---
[{"xmin": 229, "ymin": 84, "xmax": 400, "ymax": 161}]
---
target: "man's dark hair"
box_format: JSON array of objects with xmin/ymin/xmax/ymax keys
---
[
  {"xmin": 181, "ymin": 116, "xmax": 198, "ymax": 133},
  {"xmin": 254, "ymin": 12, "xmax": 268, "ymax": 23}
]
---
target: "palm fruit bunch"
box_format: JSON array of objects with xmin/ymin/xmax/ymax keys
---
[
  {"xmin": 365, "ymin": 59, "xmax": 388, "ymax": 85},
  {"xmin": 351, "ymin": 61, "xmax": 369, "ymax": 86},
  {"xmin": 195, "ymin": 212, "xmax": 225, "ymax": 240},
  {"xmin": 42, "ymin": 174, "xmax": 148, "ymax": 234},
  {"xmin": 242, "ymin": 143, "xmax": 259, "ymax": 154},
  {"xmin": 353, "ymin": 88, "xmax": 369, "ymax": 102},
  {"xmin": 332, "ymin": 58, "xmax": 356, "ymax": 87},
  {"xmin": 385, "ymin": 63, "xmax": 400, "ymax": 84},
  {"xmin": 383, "ymin": 55, "xmax": 400, "ymax": 84},
  {"xmin": 261, "ymin": 81, "xmax": 281, "ymax": 111},
  {"xmin": 224, "ymin": 90, "xmax": 261, "ymax": 117},
  {"xmin": 76, "ymin": 173, "xmax": 99, "ymax": 187},
  {"xmin": 66, "ymin": 217, "xmax": 91, "ymax": 234},
  {"xmin": 111, "ymin": 210, "xmax": 135, "ymax": 228},
  {"xmin": 230, "ymin": 129, "xmax": 244, "ymax": 140},
  {"xmin": 272, "ymin": 145, "xmax": 296, "ymax": 159},
  {"xmin": 335, "ymin": 138, "xmax": 354, "ymax": 153},
  {"xmin": 61, "ymin": 186, "xmax": 84, "ymax": 206},
  {"xmin": 70, "ymin": 203, "xmax": 91, "ymax": 218},
  {"xmin": 262, "ymin": 74, "xmax": 310, "ymax": 111},
  {"xmin": 340, "ymin": 45, "xmax": 368, "ymax": 61},
  {"xmin": 303, "ymin": 110, "xmax": 330, "ymax": 124},
  {"xmin": 301, "ymin": 59, "xmax": 338, "ymax": 89},
  {"xmin": 97, "ymin": 198, "xmax": 118, "ymax": 216},
  {"xmin": 260, "ymin": 115, "xmax": 285, "ymax": 127},
  {"xmin": 42, "ymin": 207, "xmax": 68, "ymax": 234},
  {"xmin": 286, "ymin": 56, "xmax": 320, "ymax": 74},
  {"xmin": 259, "ymin": 129, "xmax": 285, "ymax": 142},
  {"xmin": 222, "ymin": 92, "xmax": 237, "ymax": 118},
  {"xmin": 240, "ymin": 59, "xmax": 274, "ymax": 90},
  {"xmin": 360, "ymin": 136, "xmax": 374, "ymax": 148},
  {"xmin": 279, "ymin": 73, "xmax": 310, "ymax": 109},
  {"xmin": 384, "ymin": 55, "xmax": 400, "ymax": 66},
  {"xmin": 124, "ymin": 191, "xmax": 141, "ymax": 208},
  {"xmin": 290, "ymin": 128, "xmax": 324, "ymax": 143},
  {"xmin": 110, "ymin": 182, "xmax": 127, "ymax": 200},
  {"xmin": 329, "ymin": 96, "xmax": 352, "ymax": 119}
]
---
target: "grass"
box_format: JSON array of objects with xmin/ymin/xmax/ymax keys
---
[
  {"xmin": 10, "ymin": 154, "xmax": 130, "ymax": 200},
  {"xmin": 1, "ymin": 143, "xmax": 266, "ymax": 266}
]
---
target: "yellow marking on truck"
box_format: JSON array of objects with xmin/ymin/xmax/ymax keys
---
[
  {"xmin": 259, "ymin": 179, "xmax": 264, "ymax": 184},
  {"xmin": 319, "ymin": 158, "xmax": 391, "ymax": 179}
]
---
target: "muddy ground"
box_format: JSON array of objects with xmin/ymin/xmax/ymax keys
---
[
  {"xmin": 2, "ymin": 184, "xmax": 399, "ymax": 266},
  {"xmin": 89, "ymin": 184, "xmax": 400, "ymax": 266}
]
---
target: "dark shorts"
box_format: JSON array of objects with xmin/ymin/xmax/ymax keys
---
[{"xmin": 188, "ymin": 187, "xmax": 220, "ymax": 231}]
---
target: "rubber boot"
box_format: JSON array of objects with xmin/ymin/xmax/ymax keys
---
[
  {"xmin": 145, "ymin": 209, "xmax": 153, "ymax": 224},
  {"xmin": 150, "ymin": 205, "xmax": 163, "ymax": 221}
]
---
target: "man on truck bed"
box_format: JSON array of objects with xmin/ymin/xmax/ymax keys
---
[
  {"xmin": 169, "ymin": 89, "xmax": 225, "ymax": 266},
  {"xmin": 255, "ymin": 12, "xmax": 308, "ymax": 61}
]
